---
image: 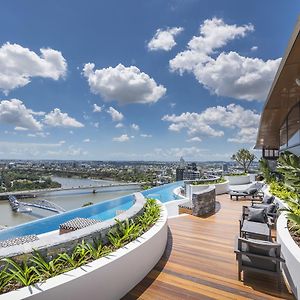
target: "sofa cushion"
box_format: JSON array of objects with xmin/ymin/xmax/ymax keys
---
[
  {"xmin": 262, "ymin": 195, "xmax": 274, "ymax": 204},
  {"xmin": 247, "ymin": 207, "xmax": 267, "ymax": 223}
]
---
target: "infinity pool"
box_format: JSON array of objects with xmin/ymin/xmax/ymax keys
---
[{"xmin": 0, "ymin": 182, "xmax": 183, "ymax": 241}]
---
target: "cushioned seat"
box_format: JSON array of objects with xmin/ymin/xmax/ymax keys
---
[
  {"xmin": 241, "ymin": 255, "xmax": 277, "ymax": 272},
  {"xmin": 234, "ymin": 237, "xmax": 284, "ymax": 289}
]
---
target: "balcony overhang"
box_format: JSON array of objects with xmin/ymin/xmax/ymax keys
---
[{"xmin": 255, "ymin": 16, "xmax": 300, "ymax": 149}]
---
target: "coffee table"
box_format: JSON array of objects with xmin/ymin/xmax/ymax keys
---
[{"xmin": 241, "ymin": 220, "xmax": 271, "ymax": 241}]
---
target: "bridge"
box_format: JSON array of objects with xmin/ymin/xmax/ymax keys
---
[
  {"xmin": 0, "ymin": 183, "xmax": 141, "ymax": 199},
  {"xmin": 8, "ymin": 196, "xmax": 66, "ymax": 214}
]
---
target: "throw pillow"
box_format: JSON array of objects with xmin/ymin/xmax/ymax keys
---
[
  {"xmin": 247, "ymin": 207, "xmax": 267, "ymax": 223},
  {"xmin": 262, "ymin": 195, "xmax": 274, "ymax": 204}
]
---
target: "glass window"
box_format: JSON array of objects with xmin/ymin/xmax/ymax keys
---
[
  {"xmin": 280, "ymin": 119, "xmax": 288, "ymax": 149},
  {"xmin": 287, "ymin": 103, "xmax": 300, "ymax": 147}
]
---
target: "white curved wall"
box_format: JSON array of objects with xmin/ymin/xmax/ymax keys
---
[
  {"xmin": 1, "ymin": 202, "xmax": 168, "ymax": 300},
  {"xmin": 186, "ymin": 181, "xmax": 229, "ymax": 198},
  {"xmin": 185, "ymin": 184, "xmax": 208, "ymax": 199},
  {"xmin": 224, "ymin": 175, "xmax": 250, "ymax": 185},
  {"xmin": 214, "ymin": 181, "xmax": 229, "ymax": 194},
  {"xmin": 277, "ymin": 213, "xmax": 300, "ymax": 299}
]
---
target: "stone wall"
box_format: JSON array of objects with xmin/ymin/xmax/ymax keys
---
[{"xmin": 192, "ymin": 186, "xmax": 216, "ymax": 216}]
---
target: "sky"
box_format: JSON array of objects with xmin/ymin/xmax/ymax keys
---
[{"xmin": 0, "ymin": 0, "xmax": 299, "ymax": 161}]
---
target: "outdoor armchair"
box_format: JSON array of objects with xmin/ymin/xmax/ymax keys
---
[{"xmin": 234, "ymin": 236, "xmax": 284, "ymax": 289}]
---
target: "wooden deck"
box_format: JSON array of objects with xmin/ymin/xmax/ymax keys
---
[{"xmin": 124, "ymin": 194, "xmax": 294, "ymax": 300}]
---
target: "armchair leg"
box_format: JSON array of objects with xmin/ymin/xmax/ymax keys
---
[
  {"xmin": 277, "ymin": 275, "xmax": 281, "ymax": 291},
  {"xmin": 238, "ymin": 269, "xmax": 241, "ymax": 281}
]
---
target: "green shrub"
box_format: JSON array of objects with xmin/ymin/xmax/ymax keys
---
[
  {"xmin": 274, "ymin": 151, "xmax": 300, "ymax": 232},
  {"xmin": 269, "ymin": 181, "xmax": 297, "ymax": 200},
  {"xmin": 225, "ymin": 173, "xmax": 247, "ymax": 176},
  {"xmin": 259, "ymin": 158, "xmax": 275, "ymax": 183},
  {"xmin": 191, "ymin": 177, "xmax": 226, "ymax": 185},
  {"xmin": 82, "ymin": 202, "xmax": 93, "ymax": 207}
]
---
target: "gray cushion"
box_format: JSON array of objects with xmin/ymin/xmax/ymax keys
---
[
  {"xmin": 247, "ymin": 207, "xmax": 267, "ymax": 223},
  {"xmin": 241, "ymin": 255, "xmax": 276, "ymax": 272},
  {"xmin": 252, "ymin": 203, "xmax": 277, "ymax": 214},
  {"xmin": 266, "ymin": 203, "xmax": 277, "ymax": 214},
  {"xmin": 247, "ymin": 188, "xmax": 257, "ymax": 195},
  {"xmin": 262, "ymin": 195, "xmax": 274, "ymax": 204}
]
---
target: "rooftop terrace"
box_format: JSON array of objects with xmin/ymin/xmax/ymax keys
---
[{"xmin": 124, "ymin": 194, "xmax": 294, "ymax": 300}]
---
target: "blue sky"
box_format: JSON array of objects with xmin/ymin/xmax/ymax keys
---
[{"xmin": 0, "ymin": 0, "xmax": 298, "ymax": 161}]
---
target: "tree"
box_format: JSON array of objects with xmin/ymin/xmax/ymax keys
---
[{"xmin": 231, "ymin": 149, "xmax": 255, "ymax": 173}]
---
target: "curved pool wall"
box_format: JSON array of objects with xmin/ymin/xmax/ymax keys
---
[
  {"xmin": 142, "ymin": 181, "xmax": 183, "ymax": 202},
  {"xmin": 0, "ymin": 182, "xmax": 183, "ymax": 241}
]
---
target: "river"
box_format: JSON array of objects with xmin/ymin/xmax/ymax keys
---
[{"xmin": 0, "ymin": 177, "xmax": 141, "ymax": 228}]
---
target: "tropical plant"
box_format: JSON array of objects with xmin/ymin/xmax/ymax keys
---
[
  {"xmin": 30, "ymin": 251, "xmax": 63, "ymax": 279},
  {"xmin": 108, "ymin": 219, "xmax": 141, "ymax": 248},
  {"xmin": 0, "ymin": 264, "xmax": 14, "ymax": 291},
  {"xmin": 83, "ymin": 239, "xmax": 111, "ymax": 260},
  {"xmin": 259, "ymin": 158, "xmax": 275, "ymax": 183},
  {"xmin": 275, "ymin": 151, "xmax": 300, "ymax": 230},
  {"xmin": 269, "ymin": 182, "xmax": 297, "ymax": 200},
  {"xmin": 56, "ymin": 251, "xmax": 88, "ymax": 271},
  {"xmin": 277, "ymin": 151, "xmax": 300, "ymax": 194},
  {"xmin": 1, "ymin": 258, "xmax": 40, "ymax": 287},
  {"xmin": 231, "ymin": 149, "xmax": 255, "ymax": 173},
  {"xmin": 82, "ymin": 202, "xmax": 93, "ymax": 207}
]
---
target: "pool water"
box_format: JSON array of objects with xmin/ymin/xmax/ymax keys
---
[{"xmin": 0, "ymin": 181, "xmax": 183, "ymax": 241}]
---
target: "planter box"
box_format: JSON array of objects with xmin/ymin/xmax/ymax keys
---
[
  {"xmin": 214, "ymin": 181, "xmax": 229, "ymax": 194},
  {"xmin": 0, "ymin": 203, "xmax": 168, "ymax": 300},
  {"xmin": 186, "ymin": 181, "xmax": 229, "ymax": 198},
  {"xmin": 277, "ymin": 213, "xmax": 300, "ymax": 299},
  {"xmin": 224, "ymin": 174, "xmax": 250, "ymax": 185}
]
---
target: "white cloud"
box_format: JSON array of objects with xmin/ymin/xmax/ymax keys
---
[
  {"xmin": 47, "ymin": 145, "xmax": 87, "ymax": 157},
  {"xmin": 0, "ymin": 43, "xmax": 67, "ymax": 94},
  {"xmin": 93, "ymin": 122, "xmax": 100, "ymax": 128},
  {"xmin": 187, "ymin": 137, "xmax": 202, "ymax": 143},
  {"xmin": 59, "ymin": 140, "xmax": 66, "ymax": 144},
  {"xmin": 107, "ymin": 107, "xmax": 124, "ymax": 122},
  {"xmin": 251, "ymin": 46, "xmax": 258, "ymax": 51},
  {"xmin": 0, "ymin": 99, "xmax": 43, "ymax": 131},
  {"xmin": 83, "ymin": 63, "xmax": 166, "ymax": 105},
  {"xmin": 148, "ymin": 27, "xmax": 184, "ymax": 51},
  {"xmin": 83, "ymin": 138, "xmax": 90, "ymax": 143},
  {"xmin": 14, "ymin": 126, "xmax": 28, "ymax": 131},
  {"xmin": 93, "ymin": 103, "xmax": 102, "ymax": 112},
  {"xmin": 227, "ymin": 127, "xmax": 258, "ymax": 144},
  {"xmin": 162, "ymin": 103, "xmax": 260, "ymax": 141},
  {"xmin": 115, "ymin": 122, "xmax": 124, "ymax": 128},
  {"xmin": 0, "ymin": 141, "xmax": 63, "ymax": 158},
  {"xmin": 131, "ymin": 123, "xmax": 139, "ymax": 131},
  {"xmin": 113, "ymin": 134, "xmax": 130, "ymax": 142},
  {"xmin": 27, "ymin": 132, "xmax": 50, "ymax": 138},
  {"xmin": 154, "ymin": 146, "xmax": 206, "ymax": 159},
  {"xmin": 170, "ymin": 18, "xmax": 280, "ymax": 101},
  {"xmin": 44, "ymin": 108, "xmax": 84, "ymax": 128},
  {"xmin": 140, "ymin": 134, "xmax": 152, "ymax": 138}
]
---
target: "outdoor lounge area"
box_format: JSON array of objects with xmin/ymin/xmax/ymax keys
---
[{"xmin": 124, "ymin": 193, "xmax": 294, "ymax": 299}]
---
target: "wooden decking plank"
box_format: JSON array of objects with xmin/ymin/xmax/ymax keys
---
[{"xmin": 124, "ymin": 194, "xmax": 294, "ymax": 300}]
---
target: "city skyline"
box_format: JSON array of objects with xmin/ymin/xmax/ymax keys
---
[{"xmin": 0, "ymin": 1, "xmax": 298, "ymax": 161}]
